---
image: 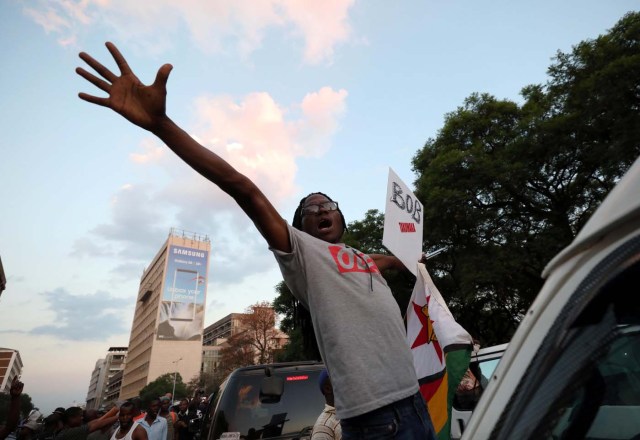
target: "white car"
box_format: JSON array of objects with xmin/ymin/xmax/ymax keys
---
[
  {"xmin": 462, "ymin": 156, "xmax": 640, "ymax": 439},
  {"xmin": 450, "ymin": 343, "xmax": 508, "ymax": 439}
]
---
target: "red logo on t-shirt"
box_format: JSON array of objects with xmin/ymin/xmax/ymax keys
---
[{"xmin": 329, "ymin": 246, "xmax": 380, "ymax": 274}]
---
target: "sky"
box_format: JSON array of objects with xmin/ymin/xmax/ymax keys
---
[{"xmin": 0, "ymin": 0, "xmax": 636, "ymax": 414}]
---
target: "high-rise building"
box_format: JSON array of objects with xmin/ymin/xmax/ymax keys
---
[
  {"xmin": 85, "ymin": 358, "xmax": 107, "ymax": 409},
  {"xmin": 85, "ymin": 347, "xmax": 128, "ymax": 409},
  {"xmin": 0, "ymin": 348, "xmax": 22, "ymax": 393},
  {"xmin": 103, "ymin": 370, "xmax": 124, "ymax": 407},
  {"xmin": 202, "ymin": 313, "xmax": 246, "ymax": 346},
  {"xmin": 119, "ymin": 229, "xmax": 210, "ymax": 400}
]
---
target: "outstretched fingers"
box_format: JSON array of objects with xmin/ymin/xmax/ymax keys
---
[
  {"xmin": 78, "ymin": 92, "xmax": 110, "ymax": 108},
  {"xmin": 79, "ymin": 51, "xmax": 117, "ymax": 83},
  {"xmin": 105, "ymin": 41, "xmax": 133, "ymax": 75},
  {"xmin": 76, "ymin": 67, "xmax": 111, "ymax": 93}
]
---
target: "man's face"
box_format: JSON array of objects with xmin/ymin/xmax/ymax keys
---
[
  {"xmin": 67, "ymin": 414, "xmax": 83, "ymax": 428},
  {"xmin": 179, "ymin": 401, "xmax": 188, "ymax": 412},
  {"xmin": 147, "ymin": 401, "xmax": 159, "ymax": 418},
  {"xmin": 118, "ymin": 407, "xmax": 134, "ymax": 430},
  {"xmin": 300, "ymin": 194, "xmax": 344, "ymax": 243},
  {"xmin": 160, "ymin": 400, "xmax": 170, "ymax": 412}
]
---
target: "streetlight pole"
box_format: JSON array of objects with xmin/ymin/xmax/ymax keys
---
[{"xmin": 171, "ymin": 357, "xmax": 182, "ymax": 402}]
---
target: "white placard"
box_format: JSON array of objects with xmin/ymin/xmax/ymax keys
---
[{"xmin": 382, "ymin": 168, "xmax": 424, "ymax": 276}]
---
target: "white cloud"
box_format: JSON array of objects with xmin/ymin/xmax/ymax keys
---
[
  {"xmin": 73, "ymin": 86, "xmax": 347, "ymax": 287},
  {"xmin": 24, "ymin": 0, "xmax": 356, "ymax": 63}
]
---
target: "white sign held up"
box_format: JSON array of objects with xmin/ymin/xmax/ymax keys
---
[{"xmin": 382, "ymin": 168, "xmax": 424, "ymax": 276}]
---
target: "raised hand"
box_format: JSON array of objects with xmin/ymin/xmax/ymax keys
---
[
  {"xmin": 76, "ymin": 42, "xmax": 173, "ymax": 132},
  {"xmin": 9, "ymin": 376, "xmax": 23, "ymax": 398}
]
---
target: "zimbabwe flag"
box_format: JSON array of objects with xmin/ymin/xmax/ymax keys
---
[{"xmin": 407, "ymin": 263, "xmax": 473, "ymax": 440}]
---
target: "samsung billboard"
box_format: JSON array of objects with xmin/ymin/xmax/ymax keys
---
[{"xmin": 157, "ymin": 245, "xmax": 208, "ymax": 341}]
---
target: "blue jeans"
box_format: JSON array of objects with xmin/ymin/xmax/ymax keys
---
[{"xmin": 340, "ymin": 392, "xmax": 436, "ymax": 440}]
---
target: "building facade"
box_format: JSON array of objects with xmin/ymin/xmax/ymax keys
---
[
  {"xmin": 103, "ymin": 369, "xmax": 124, "ymax": 407},
  {"xmin": 85, "ymin": 358, "xmax": 107, "ymax": 409},
  {"xmin": 119, "ymin": 229, "xmax": 211, "ymax": 400},
  {"xmin": 0, "ymin": 348, "xmax": 22, "ymax": 393},
  {"xmin": 85, "ymin": 347, "xmax": 128, "ymax": 409},
  {"xmin": 202, "ymin": 314, "xmax": 246, "ymax": 346}
]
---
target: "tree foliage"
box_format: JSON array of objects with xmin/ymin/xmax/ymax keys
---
[
  {"xmin": 412, "ymin": 12, "xmax": 640, "ymax": 345},
  {"xmin": 186, "ymin": 371, "xmax": 225, "ymax": 397},
  {"xmin": 219, "ymin": 332, "xmax": 256, "ymax": 374},
  {"xmin": 0, "ymin": 393, "xmax": 34, "ymax": 423},
  {"xmin": 239, "ymin": 301, "xmax": 280, "ymax": 364},
  {"xmin": 272, "ymin": 281, "xmax": 320, "ymax": 362},
  {"xmin": 139, "ymin": 373, "xmax": 187, "ymax": 405}
]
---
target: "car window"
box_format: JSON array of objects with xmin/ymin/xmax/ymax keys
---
[
  {"xmin": 454, "ymin": 354, "xmax": 503, "ymax": 411},
  {"xmin": 209, "ymin": 369, "xmax": 324, "ymax": 440},
  {"xmin": 544, "ymin": 326, "xmax": 640, "ymax": 439},
  {"xmin": 488, "ymin": 242, "xmax": 640, "ymax": 440}
]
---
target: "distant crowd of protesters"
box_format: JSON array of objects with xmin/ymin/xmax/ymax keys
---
[{"xmin": 0, "ymin": 377, "xmax": 208, "ymax": 440}]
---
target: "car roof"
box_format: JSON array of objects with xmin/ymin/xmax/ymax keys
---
[
  {"xmin": 230, "ymin": 361, "xmax": 325, "ymax": 375},
  {"xmin": 543, "ymin": 155, "xmax": 640, "ymax": 278}
]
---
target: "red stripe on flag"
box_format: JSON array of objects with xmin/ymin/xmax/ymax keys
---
[{"xmin": 420, "ymin": 376, "xmax": 444, "ymax": 401}]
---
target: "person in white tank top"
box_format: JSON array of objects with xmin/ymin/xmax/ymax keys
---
[{"xmin": 110, "ymin": 403, "xmax": 147, "ymax": 440}]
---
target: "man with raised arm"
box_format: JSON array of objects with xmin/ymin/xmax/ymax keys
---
[
  {"xmin": 0, "ymin": 377, "xmax": 24, "ymax": 440},
  {"xmin": 77, "ymin": 42, "xmax": 436, "ymax": 440}
]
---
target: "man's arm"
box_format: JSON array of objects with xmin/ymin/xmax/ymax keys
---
[
  {"xmin": 87, "ymin": 407, "xmax": 118, "ymax": 433},
  {"xmin": 76, "ymin": 42, "xmax": 290, "ymax": 252},
  {"xmin": 0, "ymin": 376, "xmax": 24, "ymax": 440},
  {"xmin": 132, "ymin": 425, "xmax": 149, "ymax": 440},
  {"xmin": 369, "ymin": 254, "xmax": 406, "ymax": 272}
]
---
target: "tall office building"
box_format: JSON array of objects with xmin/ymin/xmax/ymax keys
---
[
  {"xmin": 0, "ymin": 348, "xmax": 22, "ymax": 393},
  {"xmin": 119, "ymin": 229, "xmax": 211, "ymax": 400},
  {"xmin": 202, "ymin": 313, "xmax": 246, "ymax": 346},
  {"xmin": 85, "ymin": 347, "xmax": 128, "ymax": 409}
]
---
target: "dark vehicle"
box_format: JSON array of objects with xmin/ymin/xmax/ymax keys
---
[{"xmin": 202, "ymin": 362, "xmax": 326, "ymax": 440}]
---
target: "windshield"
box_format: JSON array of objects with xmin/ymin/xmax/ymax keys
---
[{"xmin": 210, "ymin": 368, "xmax": 325, "ymax": 439}]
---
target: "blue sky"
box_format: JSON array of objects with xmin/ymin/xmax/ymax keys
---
[{"xmin": 0, "ymin": 0, "xmax": 636, "ymax": 413}]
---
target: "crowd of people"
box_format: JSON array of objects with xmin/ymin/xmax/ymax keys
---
[{"xmin": 0, "ymin": 377, "xmax": 207, "ymax": 440}]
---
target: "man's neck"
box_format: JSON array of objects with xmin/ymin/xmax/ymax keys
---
[{"xmin": 145, "ymin": 414, "xmax": 156, "ymax": 424}]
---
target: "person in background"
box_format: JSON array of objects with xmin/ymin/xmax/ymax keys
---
[
  {"xmin": 0, "ymin": 377, "xmax": 25, "ymax": 440},
  {"xmin": 86, "ymin": 407, "xmax": 114, "ymax": 440},
  {"xmin": 311, "ymin": 370, "xmax": 341, "ymax": 440},
  {"xmin": 157, "ymin": 398, "xmax": 175, "ymax": 440},
  {"xmin": 109, "ymin": 403, "xmax": 146, "ymax": 440},
  {"xmin": 17, "ymin": 410, "xmax": 42, "ymax": 440},
  {"xmin": 136, "ymin": 400, "xmax": 166, "ymax": 440},
  {"xmin": 56, "ymin": 406, "xmax": 118, "ymax": 440},
  {"xmin": 173, "ymin": 400, "xmax": 196, "ymax": 440}
]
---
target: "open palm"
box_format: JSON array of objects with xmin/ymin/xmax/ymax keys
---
[{"xmin": 77, "ymin": 42, "xmax": 173, "ymax": 131}]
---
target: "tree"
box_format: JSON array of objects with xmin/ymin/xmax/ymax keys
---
[
  {"xmin": 272, "ymin": 281, "xmax": 320, "ymax": 361},
  {"xmin": 411, "ymin": 12, "xmax": 640, "ymax": 345},
  {"xmin": 139, "ymin": 372, "xmax": 187, "ymax": 405},
  {"xmin": 0, "ymin": 393, "xmax": 33, "ymax": 423},
  {"xmin": 219, "ymin": 332, "xmax": 256, "ymax": 374},
  {"xmin": 239, "ymin": 301, "xmax": 282, "ymax": 364},
  {"xmin": 186, "ymin": 371, "xmax": 225, "ymax": 396}
]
